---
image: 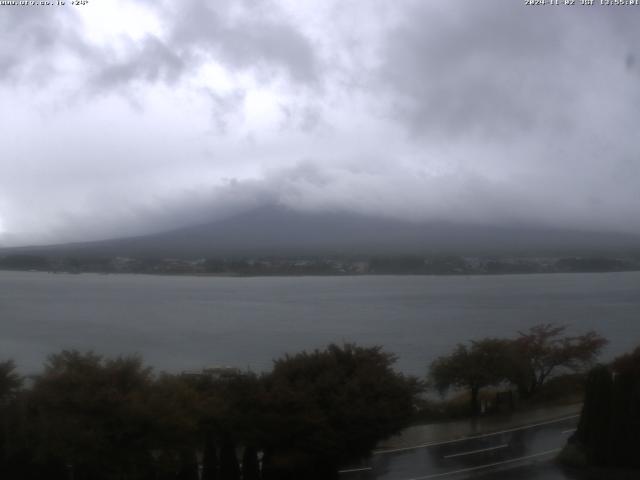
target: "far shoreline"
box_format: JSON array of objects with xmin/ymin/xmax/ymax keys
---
[{"xmin": 2, "ymin": 268, "xmax": 639, "ymax": 279}]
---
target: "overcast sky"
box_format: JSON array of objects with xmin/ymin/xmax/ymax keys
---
[{"xmin": 1, "ymin": 0, "xmax": 639, "ymax": 246}]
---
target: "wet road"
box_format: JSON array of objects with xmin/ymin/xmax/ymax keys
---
[{"xmin": 340, "ymin": 415, "xmax": 579, "ymax": 480}]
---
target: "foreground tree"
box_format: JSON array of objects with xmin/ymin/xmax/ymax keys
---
[
  {"xmin": 241, "ymin": 446, "xmax": 260, "ymax": 480},
  {"xmin": 0, "ymin": 360, "xmax": 24, "ymax": 478},
  {"xmin": 508, "ymin": 324, "xmax": 607, "ymax": 398},
  {"xmin": 188, "ymin": 369, "xmax": 264, "ymax": 480},
  {"xmin": 572, "ymin": 346, "xmax": 640, "ymax": 469},
  {"xmin": 146, "ymin": 373, "xmax": 204, "ymax": 479},
  {"xmin": 219, "ymin": 437, "xmax": 240, "ymax": 480},
  {"xmin": 430, "ymin": 339, "xmax": 511, "ymax": 416},
  {"xmin": 201, "ymin": 433, "xmax": 219, "ymax": 480},
  {"xmin": 27, "ymin": 351, "xmax": 157, "ymax": 480},
  {"xmin": 261, "ymin": 344, "xmax": 421, "ymax": 479},
  {"xmin": 574, "ymin": 364, "xmax": 613, "ymax": 466},
  {"xmin": 0, "ymin": 360, "xmax": 21, "ymax": 402}
]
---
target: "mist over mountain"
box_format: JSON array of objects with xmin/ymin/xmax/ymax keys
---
[
  {"xmin": 2, "ymin": 3, "xmax": 640, "ymax": 246},
  {"xmin": 4, "ymin": 206, "xmax": 639, "ymax": 260}
]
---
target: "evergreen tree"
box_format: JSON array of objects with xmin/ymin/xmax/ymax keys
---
[
  {"xmin": 576, "ymin": 364, "xmax": 613, "ymax": 466},
  {"xmin": 201, "ymin": 434, "xmax": 219, "ymax": 480},
  {"xmin": 574, "ymin": 346, "xmax": 640, "ymax": 468},
  {"xmin": 241, "ymin": 446, "xmax": 260, "ymax": 480},
  {"xmin": 219, "ymin": 438, "xmax": 240, "ymax": 480},
  {"xmin": 177, "ymin": 449, "xmax": 199, "ymax": 480}
]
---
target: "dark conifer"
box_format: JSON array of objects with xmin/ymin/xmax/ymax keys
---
[
  {"xmin": 177, "ymin": 449, "xmax": 199, "ymax": 480},
  {"xmin": 576, "ymin": 364, "xmax": 613, "ymax": 466},
  {"xmin": 241, "ymin": 446, "xmax": 260, "ymax": 480},
  {"xmin": 219, "ymin": 438, "xmax": 240, "ymax": 480},
  {"xmin": 201, "ymin": 434, "xmax": 219, "ymax": 480}
]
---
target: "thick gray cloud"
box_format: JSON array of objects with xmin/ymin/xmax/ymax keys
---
[
  {"xmin": 89, "ymin": 0, "xmax": 319, "ymax": 93},
  {"xmin": 169, "ymin": 0, "xmax": 318, "ymax": 83},
  {"xmin": 92, "ymin": 36, "xmax": 186, "ymax": 91},
  {"xmin": 381, "ymin": 2, "xmax": 640, "ymax": 139},
  {"xmin": 0, "ymin": 6, "xmax": 85, "ymax": 83},
  {"xmin": 1, "ymin": 0, "xmax": 640, "ymax": 246},
  {"xmin": 375, "ymin": 1, "xmax": 640, "ymax": 232}
]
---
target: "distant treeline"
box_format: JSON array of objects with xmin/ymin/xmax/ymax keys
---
[{"xmin": 1, "ymin": 253, "xmax": 639, "ymax": 276}]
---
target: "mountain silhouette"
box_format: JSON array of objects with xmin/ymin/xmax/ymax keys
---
[{"xmin": 3, "ymin": 206, "xmax": 640, "ymax": 258}]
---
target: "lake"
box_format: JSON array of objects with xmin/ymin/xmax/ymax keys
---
[{"xmin": 1, "ymin": 271, "xmax": 639, "ymax": 376}]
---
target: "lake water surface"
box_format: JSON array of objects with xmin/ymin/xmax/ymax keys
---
[{"xmin": 1, "ymin": 271, "xmax": 639, "ymax": 376}]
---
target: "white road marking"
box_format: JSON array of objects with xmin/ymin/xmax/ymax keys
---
[
  {"xmin": 561, "ymin": 428, "xmax": 576, "ymax": 435},
  {"xmin": 338, "ymin": 467, "xmax": 373, "ymax": 474},
  {"xmin": 443, "ymin": 443, "xmax": 508, "ymax": 459},
  {"xmin": 374, "ymin": 414, "xmax": 579, "ymax": 455},
  {"xmin": 407, "ymin": 448, "xmax": 562, "ymax": 480}
]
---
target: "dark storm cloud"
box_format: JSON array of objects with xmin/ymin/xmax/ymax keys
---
[
  {"xmin": 380, "ymin": 2, "xmax": 640, "ymax": 139},
  {"xmin": 364, "ymin": 1, "xmax": 640, "ymax": 234}
]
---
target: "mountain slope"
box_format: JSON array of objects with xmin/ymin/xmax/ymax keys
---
[{"xmin": 3, "ymin": 206, "xmax": 640, "ymax": 258}]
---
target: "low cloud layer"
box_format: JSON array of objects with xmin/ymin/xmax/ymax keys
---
[{"xmin": 1, "ymin": 0, "xmax": 639, "ymax": 246}]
